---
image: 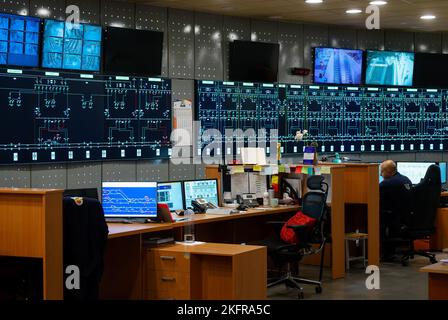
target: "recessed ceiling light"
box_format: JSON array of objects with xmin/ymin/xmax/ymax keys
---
[
  {"xmin": 369, "ymin": 1, "xmax": 388, "ymax": 5},
  {"xmin": 36, "ymin": 7, "xmax": 50, "ymax": 17},
  {"xmin": 420, "ymin": 15, "xmax": 436, "ymax": 20},
  {"xmin": 305, "ymin": 0, "xmax": 323, "ymax": 4},
  {"xmin": 346, "ymin": 9, "xmax": 362, "ymax": 14}
]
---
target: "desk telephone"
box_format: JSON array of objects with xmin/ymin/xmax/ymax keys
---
[
  {"xmin": 237, "ymin": 193, "xmax": 259, "ymax": 208},
  {"xmin": 192, "ymin": 198, "xmax": 217, "ymax": 213}
]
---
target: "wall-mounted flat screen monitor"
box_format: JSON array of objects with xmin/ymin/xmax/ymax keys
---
[
  {"xmin": 103, "ymin": 26, "xmax": 163, "ymax": 76},
  {"xmin": 229, "ymin": 40, "xmax": 279, "ymax": 83},
  {"xmin": 413, "ymin": 53, "xmax": 448, "ymax": 88},
  {"xmin": 42, "ymin": 19, "xmax": 102, "ymax": 71},
  {"xmin": 0, "ymin": 13, "xmax": 40, "ymax": 67},
  {"xmin": 365, "ymin": 50, "xmax": 414, "ymax": 86},
  {"xmin": 313, "ymin": 47, "xmax": 363, "ymax": 85}
]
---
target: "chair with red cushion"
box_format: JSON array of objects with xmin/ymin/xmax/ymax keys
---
[{"xmin": 262, "ymin": 175, "xmax": 329, "ymax": 299}]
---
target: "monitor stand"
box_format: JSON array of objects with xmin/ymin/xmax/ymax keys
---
[{"xmin": 105, "ymin": 217, "xmax": 150, "ymax": 224}]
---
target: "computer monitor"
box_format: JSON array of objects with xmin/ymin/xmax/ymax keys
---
[
  {"xmin": 157, "ymin": 182, "xmax": 184, "ymax": 211},
  {"xmin": 101, "ymin": 182, "xmax": 157, "ymax": 218},
  {"xmin": 439, "ymin": 162, "xmax": 447, "ymax": 184},
  {"xmin": 183, "ymin": 179, "xmax": 219, "ymax": 209},
  {"xmin": 396, "ymin": 162, "xmax": 445, "ymax": 185}
]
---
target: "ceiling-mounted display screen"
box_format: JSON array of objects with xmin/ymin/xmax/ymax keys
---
[
  {"xmin": 313, "ymin": 47, "xmax": 363, "ymax": 85},
  {"xmin": 365, "ymin": 50, "xmax": 415, "ymax": 86},
  {"xmin": 0, "ymin": 13, "xmax": 40, "ymax": 67},
  {"xmin": 42, "ymin": 19, "xmax": 102, "ymax": 71}
]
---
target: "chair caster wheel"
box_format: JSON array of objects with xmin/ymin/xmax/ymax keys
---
[
  {"xmin": 298, "ymin": 291, "xmax": 304, "ymax": 300},
  {"xmin": 401, "ymin": 260, "xmax": 409, "ymax": 266},
  {"xmin": 430, "ymin": 258, "xmax": 437, "ymax": 264},
  {"xmin": 315, "ymin": 286, "xmax": 322, "ymax": 294}
]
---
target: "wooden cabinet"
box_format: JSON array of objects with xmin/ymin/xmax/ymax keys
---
[{"xmin": 144, "ymin": 243, "xmax": 267, "ymax": 300}]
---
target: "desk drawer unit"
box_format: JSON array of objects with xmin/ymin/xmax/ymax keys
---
[{"xmin": 145, "ymin": 249, "xmax": 191, "ymax": 299}]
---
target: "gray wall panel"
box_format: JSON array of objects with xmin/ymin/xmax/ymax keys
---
[
  {"xmin": 443, "ymin": 33, "xmax": 448, "ymax": 54},
  {"xmin": 195, "ymin": 163, "xmax": 206, "ymax": 179},
  {"xmin": 222, "ymin": 16, "xmax": 251, "ymax": 80},
  {"xmin": 414, "ymin": 32, "xmax": 442, "ymax": 53},
  {"xmin": 250, "ymin": 20, "xmax": 278, "ymax": 43},
  {"xmin": 194, "ymin": 13, "xmax": 223, "ymax": 80},
  {"xmin": 303, "ymin": 25, "xmax": 328, "ymax": 84},
  {"xmin": 385, "ymin": 31, "xmax": 414, "ymax": 51},
  {"xmin": 357, "ymin": 30, "xmax": 384, "ymax": 50},
  {"xmin": 172, "ymin": 79, "xmax": 194, "ymax": 149},
  {"xmin": 0, "ymin": 165, "xmax": 31, "ymax": 188},
  {"xmin": 100, "ymin": 0, "xmax": 135, "ymax": 28},
  {"xmin": 30, "ymin": 0, "xmax": 65, "ymax": 20},
  {"xmin": 0, "ymin": 0, "xmax": 28, "ymax": 15},
  {"xmin": 136, "ymin": 160, "xmax": 169, "ymax": 181},
  {"xmin": 135, "ymin": 5, "xmax": 168, "ymax": 77},
  {"xmin": 169, "ymin": 160, "xmax": 195, "ymax": 181},
  {"xmin": 278, "ymin": 23, "xmax": 303, "ymax": 84},
  {"xmin": 67, "ymin": 162, "xmax": 102, "ymax": 189},
  {"xmin": 102, "ymin": 161, "xmax": 137, "ymax": 181},
  {"xmin": 168, "ymin": 9, "xmax": 195, "ymax": 79},
  {"xmin": 329, "ymin": 27, "xmax": 356, "ymax": 48},
  {"xmin": 31, "ymin": 164, "xmax": 67, "ymax": 188},
  {"xmin": 68, "ymin": 0, "xmax": 101, "ymax": 24},
  {"xmin": 416, "ymin": 152, "xmax": 443, "ymax": 162}
]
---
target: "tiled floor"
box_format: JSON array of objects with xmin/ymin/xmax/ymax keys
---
[{"xmin": 268, "ymin": 252, "xmax": 448, "ymax": 300}]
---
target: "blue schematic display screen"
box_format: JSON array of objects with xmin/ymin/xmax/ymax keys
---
[
  {"xmin": 102, "ymin": 182, "xmax": 158, "ymax": 217},
  {"xmin": 157, "ymin": 182, "xmax": 184, "ymax": 211},
  {"xmin": 366, "ymin": 50, "xmax": 415, "ymax": 86},
  {"xmin": 0, "ymin": 68, "xmax": 172, "ymax": 164},
  {"xmin": 42, "ymin": 20, "xmax": 101, "ymax": 71},
  {"xmin": 196, "ymin": 80, "xmax": 448, "ymax": 156},
  {"xmin": 0, "ymin": 13, "xmax": 40, "ymax": 67},
  {"xmin": 314, "ymin": 48, "xmax": 363, "ymax": 85}
]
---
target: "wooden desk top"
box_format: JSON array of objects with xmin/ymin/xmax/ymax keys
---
[
  {"xmin": 420, "ymin": 263, "xmax": 448, "ymax": 275},
  {"xmin": 0, "ymin": 188, "xmax": 63, "ymax": 195},
  {"xmin": 150, "ymin": 242, "xmax": 265, "ymax": 256},
  {"xmin": 107, "ymin": 205, "xmax": 299, "ymax": 239}
]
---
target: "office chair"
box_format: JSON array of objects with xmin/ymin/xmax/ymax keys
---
[
  {"xmin": 64, "ymin": 188, "xmax": 99, "ymax": 200},
  {"xmin": 399, "ymin": 164, "xmax": 440, "ymax": 266},
  {"xmin": 63, "ymin": 197, "xmax": 109, "ymax": 300},
  {"xmin": 262, "ymin": 175, "xmax": 329, "ymax": 299}
]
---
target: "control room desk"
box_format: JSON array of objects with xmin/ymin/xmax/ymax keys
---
[
  {"xmin": 101, "ymin": 205, "xmax": 299, "ymax": 299},
  {"xmin": 420, "ymin": 263, "xmax": 448, "ymax": 300}
]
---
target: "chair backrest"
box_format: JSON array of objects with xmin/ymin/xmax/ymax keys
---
[
  {"xmin": 408, "ymin": 164, "xmax": 441, "ymax": 232},
  {"xmin": 302, "ymin": 176, "xmax": 329, "ymax": 243},
  {"xmin": 64, "ymin": 188, "xmax": 99, "ymax": 200},
  {"xmin": 302, "ymin": 176, "xmax": 328, "ymax": 220},
  {"xmin": 63, "ymin": 197, "xmax": 109, "ymax": 300}
]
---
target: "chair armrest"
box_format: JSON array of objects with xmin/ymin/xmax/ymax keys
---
[
  {"xmin": 286, "ymin": 224, "xmax": 308, "ymax": 230},
  {"xmin": 266, "ymin": 221, "xmax": 286, "ymax": 226}
]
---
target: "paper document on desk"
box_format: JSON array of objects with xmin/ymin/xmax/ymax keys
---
[{"xmin": 231, "ymin": 172, "xmax": 249, "ymax": 198}]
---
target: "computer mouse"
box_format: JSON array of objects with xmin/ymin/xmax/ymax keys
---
[{"xmin": 176, "ymin": 210, "xmax": 185, "ymax": 216}]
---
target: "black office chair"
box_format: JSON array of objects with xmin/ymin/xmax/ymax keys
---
[
  {"xmin": 399, "ymin": 164, "xmax": 440, "ymax": 265},
  {"xmin": 380, "ymin": 183, "xmax": 413, "ymax": 259},
  {"xmin": 63, "ymin": 197, "xmax": 109, "ymax": 300},
  {"xmin": 262, "ymin": 175, "xmax": 329, "ymax": 299}
]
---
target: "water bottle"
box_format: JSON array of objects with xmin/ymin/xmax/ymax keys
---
[
  {"xmin": 263, "ymin": 191, "xmax": 269, "ymax": 207},
  {"xmin": 183, "ymin": 208, "xmax": 195, "ymax": 243}
]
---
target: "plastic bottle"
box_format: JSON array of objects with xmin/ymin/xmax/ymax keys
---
[
  {"xmin": 263, "ymin": 191, "xmax": 269, "ymax": 207},
  {"xmin": 183, "ymin": 208, "xmax": 195, "ymax": 243}
]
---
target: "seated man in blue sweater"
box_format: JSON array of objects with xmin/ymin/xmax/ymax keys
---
[
  {"xmin": 379, "ymin": 160, "xmax": 412, "ymax": 261},
  {"xmin": 380, "ymin": 160, "xmax": 412, "ymax": 188}
]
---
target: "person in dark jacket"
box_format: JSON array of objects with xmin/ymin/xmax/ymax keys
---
[{"xmin": 379, "ymin": 160, "xmax": 412, "ymax": 261}]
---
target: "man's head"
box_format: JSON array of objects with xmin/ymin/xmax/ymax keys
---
[{"xmin": 380, "ymin": 160, "xmax": 397, "ymax": 179}]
